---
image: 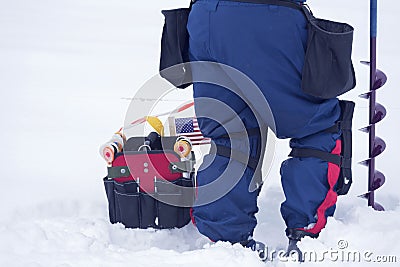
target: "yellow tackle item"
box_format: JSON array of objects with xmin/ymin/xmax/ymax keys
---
[{"xmin": 146, "ymin": 116, "xmax": 165, "ymax": 136}]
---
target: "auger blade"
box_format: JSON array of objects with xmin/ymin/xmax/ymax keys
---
[
  {"xmin": 371, "ymin": 170, "xmax": 385, "ymax": 191},
  {"xmin": 358, "ymin": 159, "xmax": 371, "ymax": 167},
  {"xmin": 359, "ymin": 125, "xmax": 371, "ymax": 133},
  {"xmin": 372, "ymin": 137, "xmax": 386, "ymax": 158},
  {"xmin": 373, "ymin": 69, "xmax": 387, "ymax": 90},
  {"xmin": 359, "ymin": 92, "xmax": 371, "ymax": 99},
  {"xmin": 372, "ymin": 103, "xmax": 387, "ymax": 124},
  {"xmin": 359, "ymin": 173, "xmax": 385, "ymax": 197},
  {"xmin": 360, "ymin": 61, "xmax": 387, "ymax": 92},
  {"xmin": 358, "ymin": 193, "xmax": 385, "ymax": 211},
  {"xmin": 359, "ymin": 2, "xmax": 386, "ymax": 211},
  {"xmin": 358, "ymin": 138, "xmax": 385, "ymax": 166},
  {"xmin": 372, "ymin": 202, "xmax": 385, "ymax": 211}
]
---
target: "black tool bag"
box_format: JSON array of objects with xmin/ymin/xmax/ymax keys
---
[
  {"xmin": 289, "ymin": 100, "xmax": 355, "ymax": 195},
  {"xmin": 103, "ymin": 136, "xmax": 196, "ymax": 229},
  {"xmin": 301, "ymin": 6, "xmax": 356, "ymax": 99},
  {"xmin": 159, "ymin": 6, "xmax": 192, "ymax": 89}
]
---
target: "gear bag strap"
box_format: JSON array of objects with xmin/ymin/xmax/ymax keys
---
[{"xmin": 289, "ymin": 100, "xmax": 355, "ymax": 195}]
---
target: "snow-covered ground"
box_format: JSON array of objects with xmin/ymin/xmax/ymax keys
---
[{"xmin": 0, "ymin": 0, "xmax": 399, "ymax": 266}]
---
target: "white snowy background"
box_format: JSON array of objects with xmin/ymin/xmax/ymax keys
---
[{"xmin": 0, "ymin": 0, "xmax": 399, "ymax": 266}]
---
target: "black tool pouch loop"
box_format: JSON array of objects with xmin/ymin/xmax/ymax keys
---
[
  {"xmin": 159, "ymin": 6, "xmax": 192, "ymax": 89},
  {"xmin": 301, "ymin": 6, "xmax": 356, "ymax": 99},
  {"xmin": 334, "ymin": 100, "xmax": 355, "ymax": 195}
]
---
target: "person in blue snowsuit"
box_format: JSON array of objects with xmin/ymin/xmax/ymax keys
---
[{"xmin": 187, "ymin": 0, "xmax": 344, "ymax": 252}]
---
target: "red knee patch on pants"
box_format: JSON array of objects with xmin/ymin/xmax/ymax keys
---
[{"xmin": 301, "ymin": 140, "xmax": 342, "ymax": 235}]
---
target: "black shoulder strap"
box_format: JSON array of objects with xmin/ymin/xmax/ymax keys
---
[
  {"xmin": 204, "ymin": 0, "xmax": 315, "ymax": 22},
  {"xmin": 224, "ymin": 0, "xmax": 302, "ymax": 11}
]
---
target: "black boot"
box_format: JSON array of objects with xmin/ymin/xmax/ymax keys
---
[
  {"xmin": 284, "ymin": 228, "xmax": 319, "ymax": 262},
  {"xmin": 285, "ymin": 238, "xmax": 304, "ymax": 262},
  {"xmin": 286, "ymin": 228, "xmax": 319, "ymax": 240},
  {"xmin": 240, "ymin": 238, "xmax": 267, "ymax": 261}
]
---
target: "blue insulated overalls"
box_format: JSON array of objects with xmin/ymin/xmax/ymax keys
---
[{"xmin": 187, "ymin": 0, "xmax": 341, "ymax": 243}]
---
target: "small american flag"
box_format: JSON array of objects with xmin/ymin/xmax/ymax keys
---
[{"xmin": 172, "ymin": 117, "xmax": 211, "ymax": 145}]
